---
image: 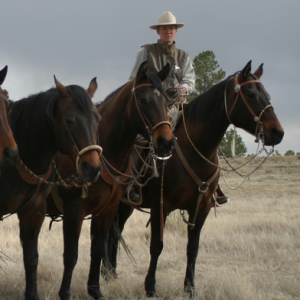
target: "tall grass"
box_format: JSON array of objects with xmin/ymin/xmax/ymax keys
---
[{"xmin": 0, "ymin": 156, "xmax": 299, "ymax": 299}]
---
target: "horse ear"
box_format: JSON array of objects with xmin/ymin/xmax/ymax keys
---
[
  {"xmin": 87, "ymin": 77, "xmax": 98, "ymax": 98},
  {"xmin": 54, "ymin": 75, "xmax": 68, "ymax": 97},
  {"xmin": 158, "ymin": 63, "xmax": 170, "ymax": 82},
  {"xmin": 136, "ymin": 61, "xmax": 148, "ymax": 81},
  {"xmin": 253, "ymin": 63, "xmax": 264, "ymax": 79},
  {"xmin": 239, "ymin": 60, "xmax": 252, "ymax": 80},
  {"xmin": 0, "ymin": 65, "xmax": 8, "ymax": 86}
]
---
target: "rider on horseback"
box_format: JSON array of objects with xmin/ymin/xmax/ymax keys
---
[{"xmin": 127, "ymin": 11, "xmax": 228, "ymax": 207}]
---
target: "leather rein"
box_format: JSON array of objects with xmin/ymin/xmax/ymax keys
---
[
  {"xmin": 100, "ymin": 81, "xmax": 172, "ymax": 200},
  {"xmin": 174, "ymin": 140, "xmax": 220, "ymax": 229},
  {"xmin": 173, "ymin": 74, "xmax": 273, "ymax": 229},
  {"xmin": 17, "ymin": 96, "xmax": 102, "ymax": 188},
  {"xmin": 0, "ymin": 93, "xmax": 103, "ymax": 221}
]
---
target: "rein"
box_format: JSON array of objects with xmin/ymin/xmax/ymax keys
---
[
  {"xmin": 131, "ymin": 81, "xmax": 173, "ymax": 165},
  {"xmin": 172, "ymin": 73, "xmax": 275, "ymax": 226},
  {"xmin": 174, "ymin": 140, "xmax": 220, "ymax": 229},
  {"xmin": 180, "ymin": 73, "xmax": 274, "ymax": 175},
  {"xmin": 13, "ymin": 95, "xmax": 103, "ymax": 199}
]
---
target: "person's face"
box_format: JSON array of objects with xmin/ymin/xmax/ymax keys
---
[{"xmin": 157, "ymin": 25, "xmax": 177, "ymax": 44}]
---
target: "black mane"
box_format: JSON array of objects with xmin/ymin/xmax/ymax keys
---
[
  {"xmin": 176, "ymin": 75, "xmax": 232, "ymax": 128},
  {"xmin": 9, "ymin": 85, "xmax": 92, "ymax": 147},
  {"xmin": 97, "ymin": 71, "xmax": 168, "ymax": 108}
]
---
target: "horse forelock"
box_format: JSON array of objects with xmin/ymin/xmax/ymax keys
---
[{"xmin": 66, "ymin": 85, "xmax": 94, "ymax": 115}]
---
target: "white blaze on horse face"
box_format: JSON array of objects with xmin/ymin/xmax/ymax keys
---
[{"xmin": 154, "ymin": 89, "xmax": 160, "ymax": 97}]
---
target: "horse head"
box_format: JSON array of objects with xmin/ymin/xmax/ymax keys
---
[
  {"xmin": 226, "ymin": 61, "xmax": 284, "ymax": 146},
  {"xmin": 0, "ymin": 65, "xmax": 18, "ymax": 166},
  {"xmin": 132, "ymin": 61, "xmax": 174, "ymax": 158},
  {"xmin": 54, "ymin": 77, "xmax": 102, "ymax": 183}
]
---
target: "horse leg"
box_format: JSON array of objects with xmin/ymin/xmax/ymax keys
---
[
  {"xmin": 101, "ymin": 202, "xmax": 134, "ymax": 279},
  {"xmin": 184, "ymin": 204, "xmax": 211, "ymax": 298},
  {"xmin": 58, "ymin": 213, "xmax": 83, "ymax": 300},
  {"xmin": 87, "ymin": 218, "xmax": 108, "ymax": 300},
  {"xmin": 18, "ymin": 202, "xmax": 46, "ymax": 300},
  {"xmin": 144, "ymin": 203, "xmax": 166, "ymax": 298}
]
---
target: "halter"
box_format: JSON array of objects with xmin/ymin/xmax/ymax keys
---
[
  {"xmin": 59, "ymin": 99, "xmax": 103, "ymax": 173},
  {"xmin": 131, "ymin": 81, "xmax": 172, "ymax": 160},
  {"xmin": 225, "ymin": 74, "xmax": 273, "ymax": 142}
]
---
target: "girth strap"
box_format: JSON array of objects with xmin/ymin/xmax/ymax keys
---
[{"xmin": 174, "ymin": 140, "xmax": 220, "ymax": 228}]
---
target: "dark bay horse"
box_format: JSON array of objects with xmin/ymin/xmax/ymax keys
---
[
  {"xmin": 0, "ymin": 77, "xmax": 102, "ymax": 300},
  {"xmin": 0, "ymin": 65, "xmax": 18, "ymax": 165},
  {"xmin": 105, "ymin": 61, "xmax": 284, "ymax": 298},
  {"xmin": 46, "ymin": 62, "xmax": 174, "ymax": 300}
]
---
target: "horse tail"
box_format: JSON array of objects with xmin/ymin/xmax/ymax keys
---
[{"xmin": 102, "ymin": 217, "xmax": 136, "ymax": 280}]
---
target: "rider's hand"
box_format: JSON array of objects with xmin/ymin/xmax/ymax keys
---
[
  {"xmin": 2, "ymin": 89, "xmax": 9, "ymax": 99},
  {"xmin": 175, "ymin": 85, "xmax": 187, "ymax": 97}
]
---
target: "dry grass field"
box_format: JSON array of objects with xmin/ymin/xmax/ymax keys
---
[{"xmin": 0, "ymin": 155, "xmax": 299, "ymax": 300}]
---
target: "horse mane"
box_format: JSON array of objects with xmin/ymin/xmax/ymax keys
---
[
  {"xmin": 177, "ymin": 75, "xmax": 233, "ymax": 128},
  {"xmin": 97, "ymin": 83, "xmax": 128, "ymax": 107},
  {"xmin": 9, "ymin": 85, "xmax": 92, "ymax": 146},
  {"xmin": 96, "ymin": 71, "xmax": 168, "ymax": 108}
]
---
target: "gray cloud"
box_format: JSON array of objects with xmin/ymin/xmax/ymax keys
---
[{"xmin": 1, "ymin": 0, "xmax": 298, "ymax": 155}]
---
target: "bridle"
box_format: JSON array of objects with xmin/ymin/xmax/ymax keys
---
[
  {"xmin": 131, "ymin": 80, "xmax": 172, "ymax": 160},
  {"xmin": 59, "ymin": 98, "xmax": 102, "ymax": 174},
  {"xmin": 225, "ymin": 73, "xmax": 273, "ymax": 143}
]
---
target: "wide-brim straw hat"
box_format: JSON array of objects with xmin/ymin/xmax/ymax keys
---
[{"xmin": 150, "ymin": 12, "xmax": 184, "ymax": 30}]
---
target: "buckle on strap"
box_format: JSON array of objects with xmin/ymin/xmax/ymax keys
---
[{"xmin": 198, "ymin": 182, "xmax": 209, "ymax": 193}]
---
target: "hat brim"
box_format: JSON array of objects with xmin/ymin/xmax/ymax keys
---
[{"xmin": 150, "ymin": 23, "xmax": 185, "ymax": 30}]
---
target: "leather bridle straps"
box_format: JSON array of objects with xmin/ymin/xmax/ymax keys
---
[
  {"xmin": 227, "ymin": 74, "xmax": 273, "ymax": 138},
  {"xmin": 132, "ymin": 81, "xmax": 171, "ymax": 135},
  {"xmin": 59, "ymin": 100, "xmax": 102, "ymax": 174}
]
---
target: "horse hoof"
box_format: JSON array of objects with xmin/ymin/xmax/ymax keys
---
[
  {"xmin": 185, "ymin": 286, "xmax": 197, "ymax": 298},
  {"xmin": 88, "ymin": 287, "xmax": 105, "ymax": 300},
  {"xmin": 146, "ymin": 291, "xmax": 158, "ymax": 298}
]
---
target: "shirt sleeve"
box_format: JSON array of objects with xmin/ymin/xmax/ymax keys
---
[
  {"xmin": 129, "ymin": 47, "xmax": 148, "ymax": 80},
  {"xmin": 180, "ymin": 56, "xmax": 195, "ymax": 95}
]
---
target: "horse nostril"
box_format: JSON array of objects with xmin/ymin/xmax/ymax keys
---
[
  {"xmin": 3, "ymin": 147, "xmax": 19, "ymax": 164},
  {"xmin": 271, "ymin": 127, "xmax": 284, "ymax": 142},
  {"xmin": 156, "ymin": 136, "xmax": 174, "ymax": 154},
  {"xmin": 80, "ymin": 161, "xmax": 101, "ymax": 183}
]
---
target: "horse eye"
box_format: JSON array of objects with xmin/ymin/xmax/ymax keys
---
[
  {"xmin": 138, "ymin": 97, "xmax": 147, "ymax": 105},
  {"xmin": 65, "ymin": 118, "xmax": 74, "ymax": 125}
]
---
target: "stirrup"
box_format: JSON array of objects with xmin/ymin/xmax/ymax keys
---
[{"xmin": 211, "ymin": 195, "xmax": 229, "ymax": 207}]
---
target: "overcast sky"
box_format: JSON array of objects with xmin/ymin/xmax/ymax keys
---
[{"xmin": 1, "ymin": 0, "xmax": 299, "ymax": 155}]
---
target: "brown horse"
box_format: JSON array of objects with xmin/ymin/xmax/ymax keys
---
[
  {"xmin": 46, "ymin": 62, "xmax": 174, "ymax": 300},
  {"xmin": 104, "ymin": 61, "xmax": 284, "ymax": 298},
  {"xmin": 0, "ymin": 77, "xmax": 102, "ymax": 300},
  {"xmin": 0, "ymin": 65, "xmax": 18, "ymax": 165}
]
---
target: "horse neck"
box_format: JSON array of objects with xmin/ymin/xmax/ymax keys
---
[
  {"xmin": 98, "ymin": 82, "xmax": 138, "ymax": 166},
  {"xmin": 177, "ymin": 92, "xmax": 230, "ymax": 159},
  {"xmin": 11, "ymin": 98, "xmax": 58, "ymax": 174}
]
